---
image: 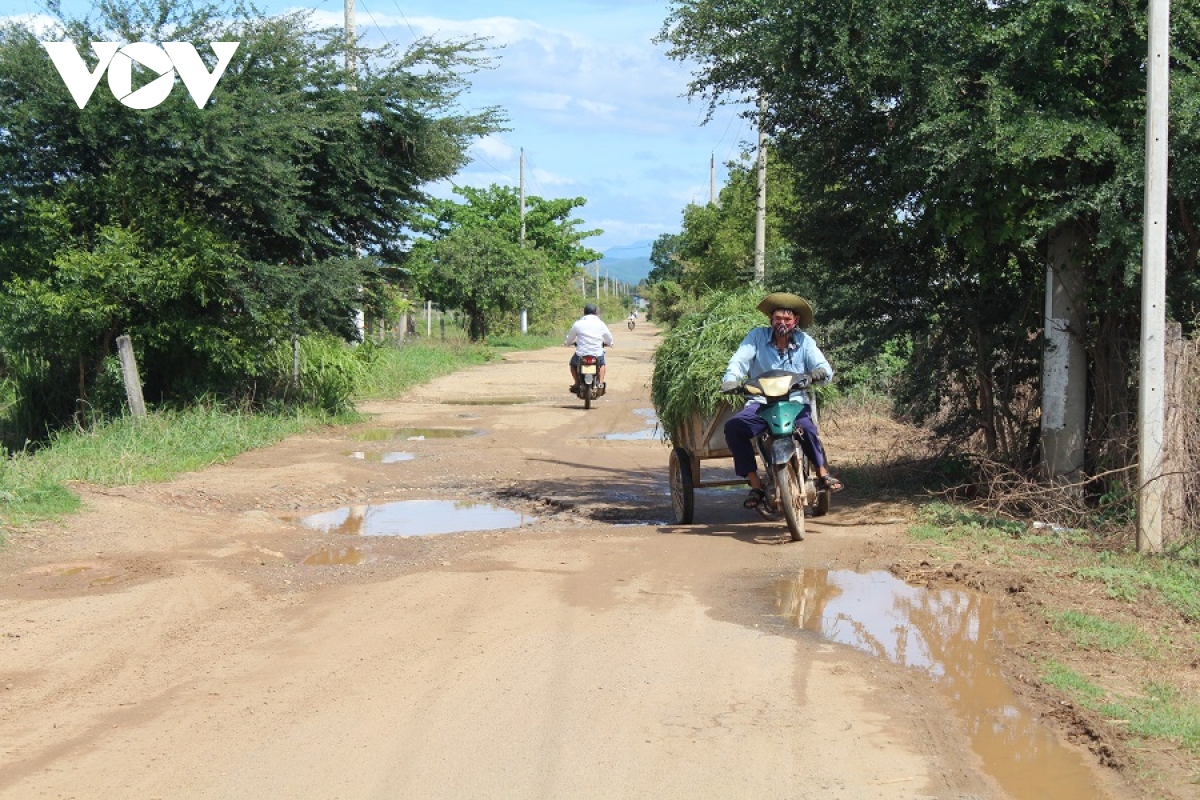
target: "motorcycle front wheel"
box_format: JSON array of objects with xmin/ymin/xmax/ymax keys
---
[{"xmin": 775, "ymin": 460, "xmax": 805, "ymax": 541}]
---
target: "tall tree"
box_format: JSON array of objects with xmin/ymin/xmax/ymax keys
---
[
  {"xmin": 408, "ymin": 184, "xmax": 602, "ymax": 338},
  {"xmin": 0, "ymin": 0, "xmax": 503, "ymax": 433},
  {"xmin": 411, "ymin": 224, "xmax": 548, "ymax": 341},
  {"xmin": 659, "ymin": 0, "xmax": 1200, "ymax": 473}
]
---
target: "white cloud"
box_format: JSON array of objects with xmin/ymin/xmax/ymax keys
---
[
  {"xmin": 2, "ymin": 13, "xmax": 62, "ymax": 35},
  {"xmin": 530, "ymin": 167, "xmax": 574, "ymax": 187},
  {"xmin": 471, "ymin": 134, "xmax": 516, "ymax": 163},
  {"xmin": 519, "ymin": 92, "xmax": 572, "ymax": 111},
  {"xmin": 577, "ymin": 99, "xmax": 616, "ymax": 117}
]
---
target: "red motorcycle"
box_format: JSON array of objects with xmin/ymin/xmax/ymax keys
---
[{"xmin": 572, "ymin": 355, "xmax": 605, "ymax": 409}]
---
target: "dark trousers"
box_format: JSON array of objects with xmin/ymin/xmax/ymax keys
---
[{"xmin": 724, "ymin": 403, "xmax": 828, "ymax": 478}]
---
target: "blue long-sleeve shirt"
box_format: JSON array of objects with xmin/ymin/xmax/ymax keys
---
[{"xmin": 722, "ymin": 326, "xmax": 832, "ymax": 406}]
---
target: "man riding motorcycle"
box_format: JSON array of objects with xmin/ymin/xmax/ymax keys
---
[
  {"xmin": 564, "ymin": 303, "xmax": 614, "ymax": 393},
  {"xmin": 721, "ymin": 292, "xmax": 842, "ymax": 510}
]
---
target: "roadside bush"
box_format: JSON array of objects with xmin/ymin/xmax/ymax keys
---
[{"xmin": 258, "ymin": 334, "xmax": 370, "ymax": 414}]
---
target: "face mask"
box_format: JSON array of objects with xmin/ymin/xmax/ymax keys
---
[{"xmin": 773, "ymin": 320, "xmax": 795, "ymax": 338}]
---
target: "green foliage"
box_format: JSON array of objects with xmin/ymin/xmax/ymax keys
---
[
  {"xmin": 0, "ymin": 0, "xmax": 503, "ymax": 439},
  {"xmin": 1045, "ymin": 667, "xmax": 1200, "ymax": 757},
  {"xmin": 647, "ymin": 280, "xmax": 703, "ymax": 327},
  {"xmin": 0, "ymin": 336, "xmax": 553, "ymax": 529},
  {"xmin": 1101, "ymin": 684, "xmax": 1200, "ymax": 754},
  {"xmin": 257, "ymin": 335, "xmax": 372, "ymax": 414},
  {"xmin": 915, "ymin": 501, "xmax": 1027, "ymax": 537},
  {"xmin": 410, "ymin": 225, "xmax": 549, "ymax": 340},
  {"xmin": 1075, "ymin": 553, "xmax": 1200, "ymax": 622},
  {"xmin": 0, "ymin": 462, "xmax": 81, "ymax": 528},
  {"xmin": 1048, "ymin": 609, "xmax": 1155, "ymax": 656},
  {"xmin": 408, "ymin": 184, "xmax": 603, "ymax": 339},
  {"xmin": 646, "ymin": 156, "xmax": 802, "ymax": 296},
  {"xmin": 0, "ymin": 403, "xmax": 324, "ymax": 528},
  {"xmin": 911, "ymin": 501, "xmax": 1200, "ymax": 623},
  {"xmin": 650, "ymin": 288, "xmax": 763, "ymax": 439},
  {"xmin": 354, "ymin": 340, "xmax": 493, "ymax": 399},
  {"xmin": 1040, "ymin": 661, "xmax": 1107, "ymax": 706},
  {"xmin": 658, "ymin": 0, "xmax": 1200, "ymax": 470}
]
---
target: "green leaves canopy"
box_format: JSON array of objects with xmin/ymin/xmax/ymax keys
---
[
  {"xmin": 408, "ymin": 184, "xmax": 602, "ymax": 339},
  {"xmin": 658, "ymin": 0, "xmax": 1200, "ymax": 467},
  {"xmin": 0, "ymin": 0, "xmax": 503, "ymax": 434}
]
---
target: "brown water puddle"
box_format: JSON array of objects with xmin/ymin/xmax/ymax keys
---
[
  {"xmin": 773, "ymin": 569, "xmax": 1108, "ymax": 800},
  {"xmin": 602, "ymin": 408, "xmax": 660, "ymax": 441},
  {"xmin": 302, "ymin": 546, "xmax": 366, "ymax": 566},
  {"xmin": 347, "ymin": 451, "xmax": 416, "ymax": 463},
  {"xmin": 299, "ymin": 500, "xmax": 529, "ymax": 537}
]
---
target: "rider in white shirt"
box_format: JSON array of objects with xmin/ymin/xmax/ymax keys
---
[{"xmin": 564, "ymin": 304, "xmax": 614, "ymax": 392}]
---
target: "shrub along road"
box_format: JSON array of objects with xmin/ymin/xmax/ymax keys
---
[{"xmin": 0, "ymin": 322, "xmax": 1136, "ymax": 799}]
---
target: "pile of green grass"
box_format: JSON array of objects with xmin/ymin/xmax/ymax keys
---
[{"xmin": 650, "ymin": 289, "xmax": 763, "ymax": 440}]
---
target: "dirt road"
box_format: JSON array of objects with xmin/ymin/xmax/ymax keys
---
[{"xmin": 0, "ymin": 322, "xmax": 1129, "ymax": 798}]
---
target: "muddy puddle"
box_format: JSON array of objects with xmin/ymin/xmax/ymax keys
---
[
  {"xmin": 353, "ymin": 427, "xmax": 478, "ymax": 442},
  {"xmin": 302, "ymin": 546, "xmax": 367, "ymax": 566},
  {"xmin": 602, "ymin": 408, "xmax": 660, "ymax": 441},
  {"xmin": 774, "ymin": 569, "xmax": 1107, "ymax": 800},
  {"xmin": 299, "ymin": 499, "xmax": 529, "ymax": 538},
  {"xmin": 347, "ymin": 451, "xmax": 416, "ymax": 463}
]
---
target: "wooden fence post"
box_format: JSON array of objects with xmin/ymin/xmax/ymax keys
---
[
  {"xmin": 1163, "ymin": 322, "xmax": 1185, "ymax": 547},
  {"xmin": 116, "ymin": 335, "xmax": 147, "ymax": 418}
]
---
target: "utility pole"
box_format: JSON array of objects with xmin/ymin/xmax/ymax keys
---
[
  {"xmin": 709, "ymin": 153, "xmax": 716, "ymax": 205},
  {"xmin": 519, "ymin": 148, "xmax": 528, "ymax": 333},
  {"xmin": 1138, "ymin": 0, "xmax": 1170, "ymax": 553},
  {"xmin": 344, "ymin": 0, "xmax": 356, "ymax": 83},
  {"xmin": 753, "ymin": 97, "xmax": 767, "ymax": 285}
]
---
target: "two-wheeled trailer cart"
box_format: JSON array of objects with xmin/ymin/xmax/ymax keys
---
[{"xmin": 668, "ymin": 407, "xmax": 743, "ymax": 525}]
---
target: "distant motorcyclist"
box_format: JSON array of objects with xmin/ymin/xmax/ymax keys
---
[{"xmin": 565, "ymin": 303, "xmax": 614, "ymax": 393}]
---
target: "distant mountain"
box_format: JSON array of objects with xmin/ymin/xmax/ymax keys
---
[{"xmin": 595, "ymin": 241, "xmax": 654, "ymax": 285}]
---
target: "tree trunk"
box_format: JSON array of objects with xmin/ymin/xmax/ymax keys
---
[{"xmin": 1041, "ymin": 224, "xmax": 1087, "ymax": 485}]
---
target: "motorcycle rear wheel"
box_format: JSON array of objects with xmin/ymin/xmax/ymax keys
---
[{"xmin": 775, "ymin": 461, "xmax": 806, "ymax": 541}]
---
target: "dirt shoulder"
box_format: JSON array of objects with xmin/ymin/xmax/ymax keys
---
[{"xmin": 0, "ymin": 322, "xmax": 1152, "ymax": 799}]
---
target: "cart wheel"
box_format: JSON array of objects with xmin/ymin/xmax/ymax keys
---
[
  {"xmin": 669, "ymin": 446, "xmax": 695, "ymax": 524},
  {"xmin": 813, "ymin": 489, "xmax": 831, "ymax": 517}
]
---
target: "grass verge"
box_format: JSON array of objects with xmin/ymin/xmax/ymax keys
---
[
  {"xmin": 1, "ymin": 336, "xmax": 555, "ymax": 531},
  {"xmin": 909, "ymin": 501, "xmax": 1200, "ymax": 788}
]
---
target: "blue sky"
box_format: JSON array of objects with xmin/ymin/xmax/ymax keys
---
[{"xmin": 7, "ymin": 0, "xmax": 755, "ymax": 254}]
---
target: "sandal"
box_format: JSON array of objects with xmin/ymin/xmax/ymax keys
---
[
  {"xmin": 743, "ymin": 488, "xmax": 767, "ymax": 509},
  {"xmin": 817, "ymin": 474, "xmax": 844, "ymax": 493}
]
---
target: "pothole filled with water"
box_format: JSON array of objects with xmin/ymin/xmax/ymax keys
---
[
  {"xmin": 773, "ymin": 569, "xmax": 1108, "ymax": 800},
  {"xmin": 299, "ymin": 499, "xmax": 530, "ymax": 537},
  {"xmin": 603, "ymin": 408, "xmax": 660, "ymax": 441},
  {"xmin": 347, "ymin": 451, "xmax": 416, "ymax": 463},
  {"xmin": 353, "ymin": 427, "xmax": 479, "ymax": 442},
  {"xmin": 302, "ymin": 546, "xmax": 367, "ymax": 566}
]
